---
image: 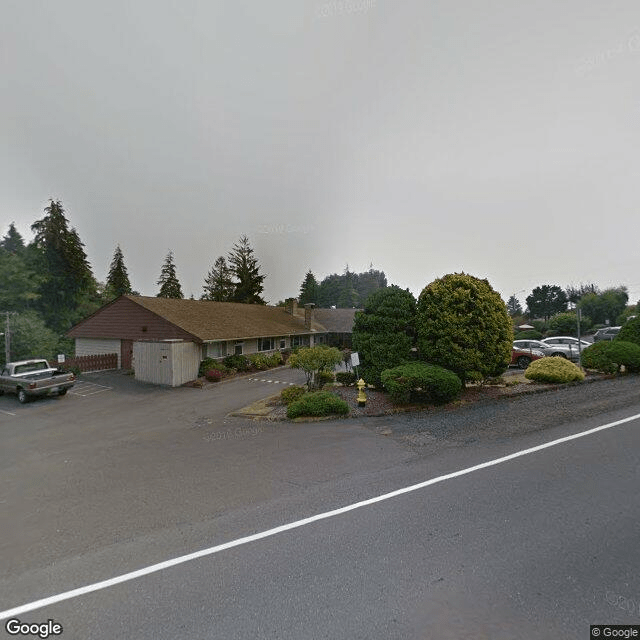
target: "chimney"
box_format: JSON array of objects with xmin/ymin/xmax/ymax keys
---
[
  {"xmin": 285, "ymin": 298, "xmax": 298, "ymax": 315},
  {"xmin": 304, "ymin": 303, "xmax": 315, "ymax": 330}
]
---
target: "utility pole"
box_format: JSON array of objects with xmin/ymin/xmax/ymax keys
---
[{"xmin": 1, "ymin": 311, "xmax": 18, "ymax": 364}]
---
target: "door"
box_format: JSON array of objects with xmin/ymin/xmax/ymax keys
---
[{"xmin": 121, "ymin": 340, "xmax": 133, "ymax": 370}]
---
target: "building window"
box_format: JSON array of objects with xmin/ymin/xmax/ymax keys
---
[
  {"xmin": 258, "ymin": 337, "xmax": 276, "ymax": 352},
  {"xmin": 279, "ymin": 338, "xmax": 286, "ymax": 350},
  {"xmin": 234, "ymin": 342, "xmax": 243, "ymax": 355},
  {"xmin": 206, "ymin": 342, "xmax": 228, "ymax": 359},
  {"xmin": 291, "ymin": 335, "xmax": 310, "ymax": 348}
]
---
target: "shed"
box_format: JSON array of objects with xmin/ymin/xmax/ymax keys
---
[{"xmin": 133, "ymin": 340, "xmax": 201, "ymax": 387}]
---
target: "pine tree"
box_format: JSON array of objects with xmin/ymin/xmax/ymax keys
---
[
  {"xmin": 507, "ymin": 295, "xmax": 523, "ymax": 317},
  {"xmin": 156, "ymin": 251, "xmax": 183, "ymax": 298},
  {"xmin": 228, "ymin": 235, "xmax": 266, "ymax": 304},
  {"xmin": 30, "ymin": 199, "xmax": 97, "ymax": 331},
  {"xmin": 337, "ymin": 267, "xmax": 359, "ymax": 308},
  {"xmin": 298, "ymin": 270, "xmax": 318, "ymax": 306},
  {"xmin": 1, "ymin": 222, "xmax": 26, "ymax": 254},
  {"xmin": 106, "ymin": 245, "xmax": 133, "ymax": 298},
  {"xmin": 202, "ymin": 256, "xmax": 234, "ymax": 301}
]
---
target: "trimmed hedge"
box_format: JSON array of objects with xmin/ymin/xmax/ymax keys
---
[
  {"xmin": 524, "ymin": 357, "xmax": 585, "ymax": 383},
  {"xmin": 280, "ymin": 385, "xmax": 306, "ymax": 405},
  {"xmin": 514, "ymin": 330, "xmax": 542, "ymax": 340},
  {"xmin": 224, "ymin": 354, "xmax": 251, "ymax": 371},
  {"xmin": 336, "ymin": 371, "xmax": 356, "ymax": 386},
  {"xmin": 581, "ymin": 340, "xmax": 640, "ymax": 374},
  {"xmin": 286, "ymin": 391, "xmax": 350, "ymax": 419},
  {"xmin": 381, "ymin": 362, "xmax": 462, "ymax": 405}
]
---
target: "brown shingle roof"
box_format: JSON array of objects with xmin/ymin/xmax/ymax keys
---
[{"xmin": 128, "ymin": 296, "xmax": 323, "ymax": 341}]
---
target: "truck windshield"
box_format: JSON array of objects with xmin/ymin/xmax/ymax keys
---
[{"xmin": 14, "ymin": 362, "xmax": 49, "ymax": 374}]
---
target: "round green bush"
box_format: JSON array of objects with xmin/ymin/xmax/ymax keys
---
[
  {"xmin": 315, "ymin": 371, "xmax": 335, "ymax": 388},
  {"xmin": 581, "ymin": 340, "xmax": 640, "ymax": 374},
  {"xmin": 524, "ymin": 357, "xmax": 585, "ymax": 383},
  {"xmin": 381, "ymin": 362, "xmax": 462, "ymax": 405},
  {"xmin": 616, "ymin": 316, "xmax": 640, "ymax": 347},
  {"xmin": 286, "ymin": 391, "xmax": 350, "ymax": 419},
  {"xmin": 224, "ymin": 354, "xmax": 251, "ymax": 371},
  {"xmin": 280, "ymin": 385, "xmax": 306, "ymax": 405},
  {"xmin": 416, "ymin": 273, "xmax": 513, "ymax": 384},
  {"xmin": 199, "ymin": 357, "xmax": 218, "ymax": 377}
]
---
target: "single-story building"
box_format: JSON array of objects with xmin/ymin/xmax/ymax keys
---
[{"xmin": 67, "ymin": 295, "xmax": 329, "ymax": 386}]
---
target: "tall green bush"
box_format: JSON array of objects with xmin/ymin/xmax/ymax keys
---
[
  {"xmin": 547, "ymin": 311, "xmax": 591, "ymax": 336},
  {"xmin": 616, "ymin": 316, "xmax": 640, "ymax": 347},
  {"xmin": 288, "ymin": 345, "xmax": 343, "ymax": 390},
  {"xmin": 416, "ymin": 273, "xmax": 513, "ymax": 385},
  {"xmin": 351, "ymin": 286, "xmax": 417, "ymax": 388}
]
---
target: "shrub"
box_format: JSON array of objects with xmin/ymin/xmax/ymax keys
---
[
  {"xmin": 224, "ymin": 354, "xmax": 251, "ymax": 371},
  {"xmin": 266, "ymin": 351, "xmax": 284, "ymax": 367},
  {"xmin": 205, "ymin": 369, "xmax": 223, "ymax": 382},
  {"xmin": 524, "ymin": 358, "xmax": 585, "ymax": 383},
  {"xmin": 336, "ymin": 371, "xmax": 356, "ymax": 386},
  {"xmin": 581, "ymin": 340, "xmax": 640, "ymax": 374},
  {"xmin": 381, "ymin": 362, "xmax": 462, "ymax": 405},
  {"xmin": 351, "ymin": 285, "xmax": 417, "ymax": 387},
  {"xmin": 248, "ymin": 353, "xmax": 270, "ymax": 370},
  {"xmin": 514, "ymin": 330, "xmax": 542, "ymax": 340},
  {"xmin": 286, "ymin": 391, "xmax": 350, "ymax": 419},
  {"xmin": 288, "ymin": 346, "xmax": 343, "ymax": 390},
  {"xmin": 616, "ymin": 316, "xmax": 640, "ymax": 347},
  {"xmin": 199, "ymin": 357, "xmax": 219, "ymax": 377},
  {"xmin": 315, "ymin": 371, "xmax": 335, "ymax": 388},
  {"xmin": 280, "ymin": 385, "xmax": 306, "ymax": 405},
  {"xmin": 416, "ymin": 273, "xmax": 513, "ymax": 384}
]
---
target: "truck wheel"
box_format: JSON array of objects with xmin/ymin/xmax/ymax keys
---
[
  {"xmin": 58, "ymin": 388, "xmax": 67, "ymax": 396},
  {"xmin": 17, "ymin": 389, "xmax": 29, "ymax": 404}
]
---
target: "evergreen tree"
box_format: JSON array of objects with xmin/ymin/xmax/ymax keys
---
[
  {"xmin": 227, "ymin": 235, "xmax": 266, "ymax": 304},
  {"xmin": 105, "ymin": 245, "xmax": 133, "ymax": 299},
  {"xmin": 507, "ymin": 295, "xmax": 523, "ymax": 317},
  {"xmin": 156, "ymin": 251, "xmax": 183, "ymax": 298},
  {"xmin": 1, "ymin": 222, "xmax": 26, "ymax": 254},
  {"xmin": 298, "ymin": 270, "xmax": 318, "ymax": 306},
  {"xmin": 30, "ymin": 199, "xmax": 97, "ymax": 331},
  {"xmin": 202, "ymin": 256, "xmax": 234, "ymax": 301},
  {"xmin": 337, "ymin": 267, "xmax": 359, "ymax": 308}
]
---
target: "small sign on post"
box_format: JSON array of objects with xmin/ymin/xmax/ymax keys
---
[
  {"xmin": 350, "ymin": 352, "xmax": 360, "ymax": 380},
  {"xmin": 57, "ymin": 354, "xmax": 65, "ymax": 364}
]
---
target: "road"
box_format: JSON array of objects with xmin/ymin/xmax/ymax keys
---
[{"xmin": 1, "ymin": 370, "xmax": 639, "ymax": 638}]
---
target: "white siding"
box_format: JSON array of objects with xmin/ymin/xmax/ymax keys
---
[
  {"xmin": 75, "ymin": 338, "xmax": 122, "ymax": 368},
  {"xmin": 133, "ymin": 341, "xmax": 200, "ymax": 387}
]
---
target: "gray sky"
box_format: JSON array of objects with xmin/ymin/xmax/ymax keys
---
[{"xmin": 2, "ymin": 0, "xmax": 640, "ymax": 307}]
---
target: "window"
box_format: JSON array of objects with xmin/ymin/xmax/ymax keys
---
[
  {"xmin": 291, "ymin": 335, "xmax": 310, "ymax": 348},
  {"xmin": 279, "ymin": 338, "xmax": 286, "ymax": 350},
  {"xmin": 258, "ymin": 337, "xmax": 275, "ymax": 352},
  {"xmin": 234, "ymin": 342, "xmax": 243, "ymax": 355},
  {"xmin": 206, "ymin": 342, "xmax": 228, "ymax": 359}
]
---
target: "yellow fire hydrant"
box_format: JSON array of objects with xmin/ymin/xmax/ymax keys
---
[{"xmin": 357, "ymin": 378, "xmax": 367, "ymax": 407}]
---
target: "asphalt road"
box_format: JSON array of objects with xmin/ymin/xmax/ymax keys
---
[{"xmin": 1, "ymin": 370, "xmax": 639, "ymax": 639}]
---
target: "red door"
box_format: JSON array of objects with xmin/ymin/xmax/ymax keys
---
[{"xmin": 121, "ymin": 340, "xmax": 133, "ymax": 370}]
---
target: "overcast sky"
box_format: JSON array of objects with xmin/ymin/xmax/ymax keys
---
[{"xmin": 2, "ymin": 1, "xmax": 639, "ymax": 307}]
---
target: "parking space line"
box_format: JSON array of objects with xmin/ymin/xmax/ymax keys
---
[
  {"xmin": 69, "ymin": 382, "xmax": 112, "ymax": 397},
  {"xmin": 0, "ymin": 409, "xmax": 16, "ymax": 416}
]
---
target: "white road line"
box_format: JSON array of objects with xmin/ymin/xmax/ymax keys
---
[
  {"xmin": 2, "ymin": 410, "xmax": 638, "ymax": 620},
  {"xmin": 0, "ymin": 409, "xmax": 16, "ymax": 416}
]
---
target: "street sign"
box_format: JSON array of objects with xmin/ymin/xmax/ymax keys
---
[{"xmin": 350, "ymin": 352, "xmax": 360, "ymax": 367}]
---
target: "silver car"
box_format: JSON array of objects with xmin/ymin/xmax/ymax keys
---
[
  {"xmin": 593, "ymin": 326, "xmax": 621, "ymax": 342},
  {"xmin": 540, "ymin": 336, "xmax": 591, "ymax": 361},
  {"xmin": 513, "ymin": 339, "xmax": 574, "ymax": 359}
]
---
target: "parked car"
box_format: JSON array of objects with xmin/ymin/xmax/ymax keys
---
[
  {"xmin": 540, "ymin": 336, "xmax": 591, "ymax": 361},
  {"xmin": 513, "ymin": 339, "xmax": 572, "ymax": 359},
  {"xmin": 510, "ymin": 346, "xmax": 545, "ymax": 369},
  {"xmin": 593, "ymin": 326, "xmax": 621, "ymax": 341},
  {"xmin": 0, "ymin": 359, "xmax": 75, "ymax": 403}
]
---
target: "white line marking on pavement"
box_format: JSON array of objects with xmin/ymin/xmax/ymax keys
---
[
  {"xmin": 2, "ymin": 410, "xmax": 638, "ymax": 620},
  {"xmin": 0, "ymin": 409, "xmax": 16, "ymax": 416}
]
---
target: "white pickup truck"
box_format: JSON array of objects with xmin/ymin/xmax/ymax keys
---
[{"xmin": 0, "ymin": 359, "xmax": 76, "ymax": 403}]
